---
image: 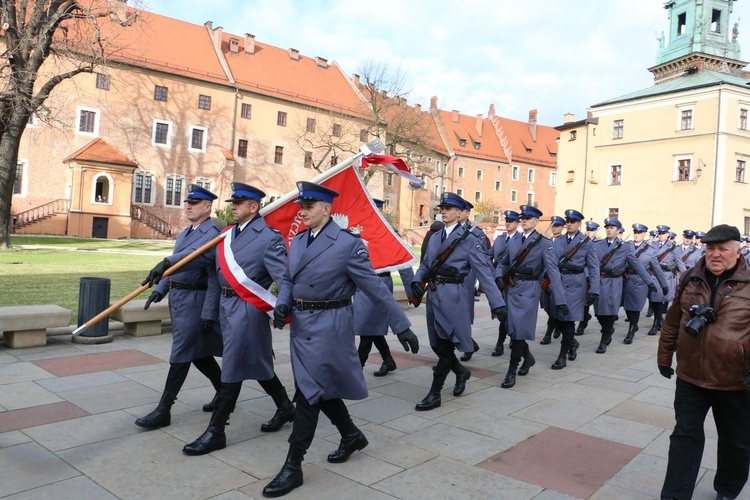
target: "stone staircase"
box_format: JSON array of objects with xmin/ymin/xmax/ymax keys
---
[
  {"xmin": 12, "ymin": 199, "xmax": 70, "ymax": 229},
  {"xmin": 130, "ymin": 205, "xmax": 175, "ymax": 238}
]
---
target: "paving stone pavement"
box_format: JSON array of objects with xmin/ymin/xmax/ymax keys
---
[{"xmin": 1, "ymin": 298, "xmax": 748, "ymax": 499}]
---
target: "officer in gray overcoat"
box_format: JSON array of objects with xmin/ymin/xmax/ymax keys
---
[
  {"xmin": 676, "ymin": 230, "xmax": 702, "ymax": 269},
  {"xmin": 593, "ymin": 218, "xmax": 653, "ymax": 353},
  {"xmin": 263, "ymin": 182, "xmax": 418, "ymax": 498},
  {"xmin": 355, "ymin": 198, "xmax": 415, "ymax": 377},
  {"xmin": 577, "ymin": 220, "xmax": 601, "ymax": 335},
  {"xmin": 647, "ymin": 224, "xmax": 684, "ymax": 334},
  {"xmin": 411, "ymin": 192, "xmax": 506, "ymax": 410},
  {"xmin": 490, "ymin": 210, "xmax": 520, "ymax": 356},
  {"xmin": 547, "ymin": 209, "xmax": 600, "ymax": 369},
  {"xmin": 182, "ymin": 182, "xmax": 295, "ymax": 456},
  {"xmin": 540, "ymin": 215, "xmax": 566, "ymax": 346},
  {"xmin": 496, "ymin": 205, "xmax": 567, "ymax": 388},
  {"xmin": 622, "ymin": 223, "xmax": 668, "ymax": 344},
  {"xmin": 137, "ymin": 184, "xmax": 223, "ymax": 431}
]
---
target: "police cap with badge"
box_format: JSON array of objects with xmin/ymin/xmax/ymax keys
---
[
  {"xmin": 504, "ymin": 210, "xmax": 521, "ymax": 222},
  {"xmin": 225, "ymin": 182, "xmax": 265, "ymax": 202},
  {"xmin": 294, "ymin": 181, "xmax": 339, "ymax": 204},
  {"xmin": 656, "ymin": 224, "xmax": 671, "ymax": 234},
  {"xmin": 695, "ymin": 231, "xmax": 706, "ymax": 240},
  {"xmin": 550, "ymin": 215, "xmax": 565, "ymax": 227},
  {"xmin": 585, "ymin": 221, "xmax": 600, "ymax": 231},
  {"xmin": 437, "ymin": 192, "xmax": 466, "ymax": 209},
  {"xmin": 632, "ymin": 223, "xmax": 649, "ymax": 233},
  {"xmin": 603, "ymin": 217, "xmax": 622, "ymax": 229},
  {"xmin": 683, "ymin": 229, "xmax": 695, "ymax": 239},
  {"xmin": 564, "ymin": 209, "xmax": 584, "ymax": 222},
  {"xmin": 519, "ymin": 204, "xmax": 543, "ymax": 219},
  {"xmin": 462, "ymin": 200, "xmax": 474, "ymax": 211},
  {"xmin": 185, "ymin": 183, "xmax": 218, "ymax": 203}
]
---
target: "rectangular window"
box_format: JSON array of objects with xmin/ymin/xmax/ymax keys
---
[
  {"xmin": 737, "ymin": 160, "xmax": 746, "ymax": 183},
  {"xmin": 746, "ymin": 217, "xmax": 750, "ymax": 237},
  {"xmin": 711, "ymin": 9, "xmax": 721, "ymax": 32},
  {"xmin": 360, "ymin": 129, "xmax": 368, "ymax": 142},
  {"xmin": 512, "ymin": 165, "xmax": 519, "ymax": 180},
  {"xmin": 610, "ymin": 164, "xmax": 622, "ymax": 185},
  {"xmin": 678, "ymin": 12, "xmax": 687, "ymax": 35},
  {"xmin": 165, "ymin": 175, "xmax": 183, "ymax": 207},
  {"xmin": 511, "ymin": 190, "xmax": 518, "ymax": 202},
  {"xmin": 680, "ymin": 109, "xmax": 693, "ymax": 130},
  {"xmin": 277, "ymin": 111, "xmax": 287, "ymax": 127},
  {"xmin": 304, "ymin": 152, "xmax": 313, "ymax": 168},
  {"xmin": 76, "ymin": 107, "xmax": 99, "ymax": 135},
  {"xmin": 434, "ymin": 184, "xmax": 439, "ymax": 197},
  {"xmin": 330, "ymin": 155, "xmax": 339, "ymax": 167},
  {"xmin": 154, "ymin": 85, "xmax": 168, "ymax": 102},
  {"xmin": 609, "ymin": 207, "xmax": 620, "ymax": 219},
  {"xmin": 613, "ymin": 119, "xmax": 624, "ymax": 139},
  {"xmin": 332, "ymin": 123, "xmax": 342, "ymax": 137},
  {"xmin": 189, "ymin": 126, "xmax": 207, "ymax": 152},
  {"xmin": 96, "ymin": 73, "xmax": 110, "ymax": 90},
  {"xmin": 133, "ymin": 172, "xmax": 153, "ymax": 204},
  {"xmin": 569, "ymin": 130, "xmax": 577, "ymax": 141},
  {"xmin": 387, "ymin": 173, "xmax": 394, "ymax": 186},
  {"xmin": 152, "ymin": 120, "xmax": 171, "ymax": 147},
  {"xmin": 550, "ymin": 172, "xmax": 557, "ymax": 186},
  {"xmin": 195, "ymin": 178, "xmax": 212, "ymax": 191},
  {"xmin": 677, "ymin": 159, "xmax": 691, "ymax": 181},
  {"xmin": 495, "ymin": 180, "xmax": 502, "ymax": 191},
  {"xmin": 456, "ymin": 188, "xmax": 464, "ymax": 197},
  {"xmin": 13, "ymin": 161, "xmax": 24, "ymax": 195},
  {"xmin": 306, "ymin": 117, "xmax": 316, "ymax": 133},
  {"xmin": 740, "ymin": 108, "xmax": 748, "ymax": 130},
  {"xmin": 237, "ymin": 139, "xmax": 248, "ymax": 158},
  {"xmin": 457, "ymin": 166, "xmax": 465, "ymax": 178},
  {"xmin": 274, "ymin": 146, "xmax": 284, "ymax": 164},
  {"xmin": 527, "ymin": 192, "xmax": 534, "ymax": 205},
  {"xmin": 474, "ymin": 191, "xmax": 482, "ymax": 203},
  {"xmin": 476, "ymin": 170, "xmax": 483, "ymax": 181},
  {"xmin": 241, "ymin": 103, "xmax": 252, "ymax": 120},
  {"xmin": 527, "ymin": 169, "xmax": 535, "ymax": 183},
  {"xmin": 198, "ymin": 94, "xmax": 211, "ymax": 110}
]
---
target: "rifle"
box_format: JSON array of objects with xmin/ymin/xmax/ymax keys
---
[
  {"xmin": 681, "ymin": 246, "xmax": 698, "ymax": 262},
  {"xmin": 541, "ymin": 235, "xmax": 590, "ymax": 292},
  {"xmin": 624, "ymin": 241, "xmax": 650, "ymax": 280},
  {"xmin": 409, "ymin": 222, "xmax": 476, "ymax": 307},
  {"xmin": 600, "ymin": 239, "xmax": 624, "ymax": 270},
  {"xmin": 502, "ymin": 232, "xmax": 545, "ymax": 287},
  {"xmin": 656, "ymin": 243, "xmax": 676, "ymax": 262}
]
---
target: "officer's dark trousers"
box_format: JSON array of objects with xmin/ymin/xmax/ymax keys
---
[
  {"xmin": 661, "ymin": 378, "xmax": 750, "ymax": 500},
  {"xmin": 557, "ymin": 320, "xmax": 576, "ymax": 348},
  {"xmin": 357, "ymin": 335, "xmax": 392, "ymax": 364},
  {"xmin": 288, "ymin": 391, "xmax": 350, "ymax": 451},
  {"xmin": 432, "ymin": 337, "xmax": 462, "ymax": 377},
  {"xmin": 596, "ymin": 315, "xmax": 617, "ymax": 334}
]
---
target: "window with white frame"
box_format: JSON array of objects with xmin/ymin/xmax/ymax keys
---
[
  {"xmin": 188, "ymin": 126, "xmax": 207, "ymax": 152},
  {"xmin": 613, "ymin": 119, "xmax": 624, "ymax": 139},
  {"xmin": 76, "ymin": 106, "xmax": 100, "ymax": 136},
  {"xmin": 549, "ymin": 172, "xmax": 557, "ymax": 186},
  {"xmin": 93, "ymin": 173, "xmax": 113, "ymax": 204},
  {"xmin": 152, "ymin": 120, "xmax": 172, "ymax": 147},
  {"xmin": 512, "ymin": 165, "xmax": 519, "ymax": 180},
  {"xmin": 13, "ymin": 160, "xmax": 27, "ymax": 196},
  {"xmin": 677, "ymin": 105, "xmax": 694, "ymax": 130},
  {"xmin": 609, "ymin": 164, "xmax": 622, "ymax": 185},
  {"xmin": 195, "ymin": 177, "xmax": 213, "ymax": 191},
  {"xmin": 476, "ymin": 169, "xmax": 483, "ymax": 181},
  {"xmin": 133, "ymin": 171, "xmax": 154, "ymax": 204},
  {"xmin": 495, "ymin": 180, "xmax": 502, "ymax": 191},
  {"xmin": 456, "ymin": 188, "xmax": 464, "ymax": 197},
  {"xmin": 511, "ymin": 190, "xmax": 518, "ymax": 202},
  {"xmin": 527, "ymin": 169, "xmax": 535, "ymax": 183},
  {"xmin": 457, "ymin": 166, "xmax": 465, "ymax": 178},
  {"xmin": 386, "ymin": 173, "xmax": 394, "ymax": 186},
  {"xmin": 740, "ymin": 108, "xmax": 748, "ymax": 130},
  {"xmin": 434, "ymin": 184, "xmax": 439, "ymax": 197},
  {"xmin": 474, "ymin": 191, "xmax": 482, "ymax": 203},
  {"xmin": 609, "ymin": 207, "xmax": 620, "ymax": 219},
  {"xmin": 676, "ymin": 157, "xmax": 692, "ymax": 181},
  {"xmin": 164, "ymin": 174, "xmax": 185, "ymax": 207},
  {"xmin": 527, "ymin": 191, "xmax": 534, "ymax": 205},
  {"xmin": 237, "ymin": 139, "xmax": 248, "ymax": 158},
  {"xmin": 737, "ymin": 159, "xmax": 746, "ymax": 183}
]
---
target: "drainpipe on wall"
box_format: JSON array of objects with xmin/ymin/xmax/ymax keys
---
[
  {"xmin": 710, "ymin": 88, "xmax": 722, "ymax": 227},
  {"xmin": 581, "ymin": 124, "xmax": 590, "ymax": 213}
]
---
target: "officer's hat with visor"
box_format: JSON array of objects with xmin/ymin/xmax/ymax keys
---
[
  {"xmin": 225, "ymin": 182, "xmax": 265, "ymax": 203},
  {"xmin": 632, "ymin": 223, "xmax": 649, "ymax": 233},
  {"xmin": 504, "ymin": 210, "xmax": 521, "ymax": 222},
  {"xmin": 603, "ymin": 217, "xmax": 622, "ymax": 229},
  {"xmin": 585, "ymin": 221, "xmax": 600, "ymax": 231},
  {"xmin": 564, "ymin": 209, "xmax": 584, "ymax": 222},
  {"xmin": 185, "ymin": 184, "xmax": 218, "ymax": 203},
  {"xmin": 656, "ymin": 224, "xmax": 671, "ymax": 234},
  {"xmin": 550, "ymin": 215, "xmax": 565, "ymax": 227},
  {"xmin": 437, "ymin": 192, "xmax": 466, "ymax": 210},
  {"xmin": 683, "ymin": 229, "xmax": 695, "ymax": 239},
  {"xmin": 695, "ymin": 231, "xmax": 706, "ymax": 240},
  {"xmin": 294, "ymin": 181, "xmax": 339, "ymax": 204},
  {"xmin": 519, "ymin": 205, "xmax": 543, "ymax": 219}
]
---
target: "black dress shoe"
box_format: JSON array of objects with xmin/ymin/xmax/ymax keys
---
[
  {"xmin": 202, "ymin": 392, "xmax": 220, "ymax": 412},
  {"xmin": 567, "ymin": 339, "xmax": 579, "ymax": 361},
  {"xmin": 539, "ymin": 333, "xmax": 551, "ymax": 345},
  {"xmin": 135, "ymin": 406, "xmax": 171, "ymax": 429},
  {"xmin": 575, "ymin": 325, "xmax": 585, "ymax": 336},
  {"xmin": 373, "ymin": 358, "xmax": 397, "ymax": 377},
  {"xmin": 596, "ymin": 343, "xmax": 607, "ymax": 354},
  {"xmin": 517, "ymin": 353, "xmax": 535, "ymax": 376},
  {"xmin": 623, "ymin": 333, "xmax": 634, "ymax": 344},
  {"xmin": 460, "ymin": 342, "xmax": 480, "ymax": 361},
  {"xmin": 551, "ymin": 356, "xmax": 566, "ymax": 370},
  {"xmin": 715, "ymin": 495, "xmax": 736, "ymax": 500},
  {"xmin": 453, "ymin": 368, "xmax": 471, "ymax": 396},
  {"xmin": 327, "ymin": 430, "xmax": 368, "ymax": 463},
  {"xmin": 491, "ymin": 343, "xmax": 504, "ymax": 356},
  {"xmin": 261, "ymin": 404, "xmax": 295, "ymax": 432},
  {"xmin": 415, "ymin": 392, "xmax": 441, "ymax": 411},
  {"xmin": 183, "ymin": 427, "xmax": 226, "ymax": 455},
  {"xmin": 501, "ymin": 371, "xmax": 516, "ymax": 389}
]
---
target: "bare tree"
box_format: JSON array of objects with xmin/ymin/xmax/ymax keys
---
[
  {"xmin": 0, "ymin": 0, "xmax": 133, "ymax": 248},
  {"xmin": 289, "ymin": 112, "xmax": 358, "ymax": 173}
]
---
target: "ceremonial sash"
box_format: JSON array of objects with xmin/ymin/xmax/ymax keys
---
[{"xmin": 218, "ymin": 226, "xmax": 276, "ymax": 318}]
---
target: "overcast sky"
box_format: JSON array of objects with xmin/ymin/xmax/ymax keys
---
[{"xmin": 143, "ymin": 0, "xmax": 750, "ymax": 127}]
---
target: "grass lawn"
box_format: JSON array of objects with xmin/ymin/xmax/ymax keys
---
[{"xmin": 1, "ymin": 236, "xmax": 174, "ymax": 323}]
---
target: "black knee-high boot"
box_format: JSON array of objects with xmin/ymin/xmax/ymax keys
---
[
  {"xmin": 624, "ymin": 311, "xmax": 639, "ymax": 344},
  {"xmin": 502, "ymin": 340, "xmax": 524, "ymax": 388},
  {"xmin": 327, "ymin": 417, "xmax": 369, "ymax": 463},
  {"xmin": 493, "ymin": 321, "xmax": 507, "ymax": 356},
  {"xmin": 192, "ymin": 356, "xmax": 223, "ymax": 412},
  {"xmin": 262, "ymin": 445, "xmax": 306, "ymax": 497},
  {"xmin": 135, "ymin": 362, "xmax": 190, "ymax": 429},
  {"xmin": 259, "ymin": 375, "xmax": 295, "ymax": 433},
  {"xmin": 517, "ymin": 341, "xmax": 535, "ymax": 376},
  {"xmin": 182, "ymin": 382, "xmax": 242, "ymax": 455},
  {"xmin": 372, "ymin": 336, "xmax": 397, "ymax": 376},
  {"xmin": 416, "ymin": 370, "xmax": 447, "ymax": 411}
]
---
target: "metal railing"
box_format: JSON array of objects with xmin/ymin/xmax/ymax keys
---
[
  {"xmin": 130, "ymin": 205, "xmax": 174, "ymax": 237},
  {"xmin": 12, "ymin": 199, "xmax": 70, "ymax": 228}
]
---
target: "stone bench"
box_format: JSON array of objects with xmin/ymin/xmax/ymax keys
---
[
  {"xmin": 109, "ymin": 299, "xmax": 170, "ymax": 337},
  {"xmin": 0, "ymin": 305, "xmax": 72, "ymax": 348}
]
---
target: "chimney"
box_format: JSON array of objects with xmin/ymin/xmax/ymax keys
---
[
  {"xmin": 587, "ymin": 110, "xmax": 594, "ymax": 119},
  {"xmin": 528, "ymin": 109, "xmax": 538, "ymax": 141},
  {"xmin": 315, "ymin": 56, "xmax": 328, "ymax": 68},
  {"xmin": 204, "ymin": 22, "xmax": 223, "ymax": 53},
  {"xmin": 244, "ymin": 33, "xmax": 255, "ymax": 55},
  {"xmin": 430, "ymin": 96, "xmax": 438, "ymax": 111},
  {"xmin": 352, "ymin": 73, "xmax": 360, "ymax": 86},
  {"xmin": 475, "ymin": 114, "xmax": 483, "ymax": 137},
  {"xmin": 415, "ymin": 103, "xmax": 422, "ymax": 114},
  {"xmin": 288, "ymin": 48, "xmax": 300, "ymax": 61},
  {"xmin": 451, "ymin": 110, "xmax": 460, "ymax": 123},
  {"xmin": 563, "ymin": 112, "xmax": 575, "ymax": 123},
  {"xmin": 229, "ymin": 38, "xmax": 239, "ymax": 54},
  {"xmin": 488, "ymin": 103, "xmax": 496, "ymax": 118}
]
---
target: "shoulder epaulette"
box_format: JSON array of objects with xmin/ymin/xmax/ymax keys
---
[{"xmin": 342, "ymin": 229, "xmax": 361, "ymax": 238}]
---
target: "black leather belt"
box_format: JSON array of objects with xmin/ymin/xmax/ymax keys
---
[
  {"xmin": 600, "ymin": 271, "xmax": 621, "ymax": 278},
  {"xmin": 434, "ymin": 276, "xmax": 464, "ymax": 284},
  {"xmin": 560, "ymin": 269, "xmax": 583, "ymax": 275},
  {"xmin": 514, "ymin": 273, "xmax": 538, "ymax": 281},
  {"xmin": 377, "ymin": 272, "xmax": 391, "ymax": 278},
  {"xmin": 221, "ymin": 287, "xmax": 239, "ymax": 297},
  {"xmin": 170, "ymin": 281, "xmax": 208, "ymax": 291},
  {"xmin": 293, "ymin": 298, "xmax": 352, "ymax": 311}
]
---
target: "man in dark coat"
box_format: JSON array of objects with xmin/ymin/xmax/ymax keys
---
[
  {"xmin": 490, "ymin": 210, "xmax": 520, "ymax": 356},
  {"xmin": 137, "ymin": 184, "xmax": 223, "ymax": 430}
]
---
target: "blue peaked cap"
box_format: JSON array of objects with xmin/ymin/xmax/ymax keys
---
[
  {"xmin": 437, "ymin": 192, "xmax": 466, "ymax": 209},
  {"xmin": 564, "ymin": 209, "xmax": 584, "ymax": 221},
  {"xmin": 550, "ymin": 216, "xmax": 565, "ymax": 226},
  {"xmin": 185, "ymin": 183, "xmax": 217, "ymax": 202},
  {"xmin": 603, "ymin": 218, "xmax": 622, "ymax": 229},
  {"xmin": 225, "ymin": 182, "xmax": 265, "ymax": 202},
  {"xmin": 632, "ymin": 223, "xmax": 648, "ymax": 232},
  {"xmin": 519, "ymin": 204, "xmax": 543, "ymax": 218},
  {"xmin": 295, "ymin": 181, "xmax": 339, "ymax": 204},
  {"xmin": 504, "ymin": 210, "xmax": 520, "ymax": 222}
]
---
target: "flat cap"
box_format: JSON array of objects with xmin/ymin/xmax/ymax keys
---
[{"xmin": 702, "ymin": 224, "xmax": 742, "ymax": 244}]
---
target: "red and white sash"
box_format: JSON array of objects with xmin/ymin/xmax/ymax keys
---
[{"xmin": 218, "ymin": 226, "xmax": 276, "ymax": 318}]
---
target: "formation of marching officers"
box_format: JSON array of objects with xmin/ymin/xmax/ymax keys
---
[{"xmin": 137, "ymin": 182, "xmax": 708, "ymax": 497}]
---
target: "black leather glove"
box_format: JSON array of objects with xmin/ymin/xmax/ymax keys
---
[
  {"xmin": 556, "ymin": 304, "xmax": 570, "ymax": 316},
  {"xmin": 658, "ymin": 365, "xmax": 674, "ymax": 379},
  {"xmin": 495, "ymin": 277, "xmax": 505, "ymax": 291},
  {"xmin": 585, "ymin": 292, "xmax": 598, "ymax": 306},
  {"xmin": 397, "ymin": 328, "xmax": 419, "ymax": 353},
  {"xmin": 201, "ymin": 319, "xmax": 214, "ymax": 335},
  {"xmin": 144, "ymin": 290, "xmax": 164, "ymax": 310},
  {"xmin": 142, "ymin": 258, "xmax": 171, "ymax": 287},
  {"xmin": 273, "ymin": 304, "xmax": 290, "ymax": 330},
  {"xmin": 662, "ymin": 286, "xmax": 669, "ymax": 295},
  {"xmin": 648, "ymin": 283, "xmax": 658, "ymax": 294},
  {"xmin": 411, "ymin": 282, "xmax": 425, "ymax": 299},
  {"xmin": 491, "ymin": 306, "xmax": 507, "ymax": 322}
]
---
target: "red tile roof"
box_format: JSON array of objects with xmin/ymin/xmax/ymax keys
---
[
  {"xmin": 436, "ymin": 110, "xmax": 509, "ymax": 163},
  {"xmin": 492, "ymin": 116, "xmax": 558, "ymax": 167},
  {"xmin": 64, "ymin": 138, "xmax": 138, "ymax": 167}
]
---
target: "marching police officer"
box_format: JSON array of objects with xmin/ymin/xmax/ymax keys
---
[
  {"xmin": 577, "ymin": 220, "xmax": 601, "ymax": 335},
  {"xmin": 182, "ymin": 182, "xmax": 295, "ymax": 456},
  {"xmin": 648, "ymin": 225, "xmax": 685, "ymax": 335},
  {"xmin": 592, "ymin": 218, "xmax": 653, "ymax": 352},
  {"xmin": 355, "ymin": 198, "xmax": 415, "ymax": 376},
  {"xmin": 540, "ymin": 215, "xmax": 566, "ymax": 345},
  {"xmin": 622, "ymin": 223, "xmax": 668, "ymax": 344},
  {"xmin": 693, "ymin": 231, "xmax": 706, "ymax": 256},
  {"xmin": 547, "ymin": 209, "xmax": 599, "ymax": 368},
  {"xmin": 675, "ymin": 230, "xmax": 700, "ymax": 269},
  {"xmin": 263, "ymin": 182, "xmax": 418, "ymax": 497},
  {"xmin": 411, "ymin": 192, "xmax": 506, "ymax": 409},
  {"xmin": 137, "ymin": 184, "xmax": 223, "ymax": 430},
  {"xmin": 490, "ymin": 210, "xmax": 520, "ymax": 356},
  {"xmin": 496, "ymin": 205, "xmax": 567, "ymax": 387}
]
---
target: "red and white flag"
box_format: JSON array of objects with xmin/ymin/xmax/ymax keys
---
[
  {"xmin": 360, "ymin": 154, "xmax": 425, "ymax": 189},
  {"xmin": 261, "ymin": 159, "xmax": 417, "ymax": 273}
]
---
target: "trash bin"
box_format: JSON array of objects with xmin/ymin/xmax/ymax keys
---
[{"xmin": 77, "ymin": 277, "xmax": 111, "ymax": 337}]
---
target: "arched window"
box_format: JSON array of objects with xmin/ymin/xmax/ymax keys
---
[{"xmin": 93, "ymin": 173, "xmax": 113, "ymax": 204}]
